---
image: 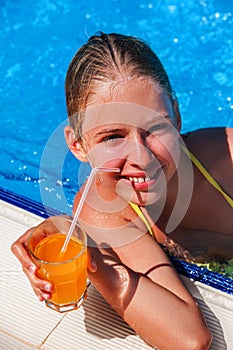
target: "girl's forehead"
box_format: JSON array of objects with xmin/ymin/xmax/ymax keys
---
[{"xmin": 82, "ymin": 100, "xmax": 173, "ymax": 134}]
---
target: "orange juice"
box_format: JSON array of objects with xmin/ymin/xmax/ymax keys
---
[{"xmin": 34, "ymin": 233, "xmax": 87, "ymax": 308}]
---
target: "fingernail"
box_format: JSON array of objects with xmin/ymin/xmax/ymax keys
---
[
  {"xmin": 28, "ymin": 264, "xmax": 36, "ymax": 273},
  {"xmin": 89, "ymin": 257, "xmax": 97, "ymax": 272},
  {"xmin": 42, "ymin": 293, "xmax": 50, "ymax": 300},
  {"xmin": 44, "ymin": 283, "xmax": 52, "ymax": 292}
]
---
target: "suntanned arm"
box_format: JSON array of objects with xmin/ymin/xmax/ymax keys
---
[
  {"xmin": 87, "ymin": 231, "xmax": 212, "ymax": 350},
  {"xmin": 73, "ymin": 188, "xmax": 212, "ymax": 350}
]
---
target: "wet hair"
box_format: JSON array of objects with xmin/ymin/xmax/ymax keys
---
[{"xmin": 65, "ymin": 32, "xmax": 174, "ymax": 139}]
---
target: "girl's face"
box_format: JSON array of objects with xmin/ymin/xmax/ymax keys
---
[{"xmin": 74, "ymin": 78, "xmax": 181, "ymax": 206}]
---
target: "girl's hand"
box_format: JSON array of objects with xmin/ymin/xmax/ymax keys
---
[
  {"xmin": 11, "ymin": 216, "xmax": 97, "ymax": 302},
  {"xmin": 11, "ymin": 219, "xmax": 55, "ymax": 301}
]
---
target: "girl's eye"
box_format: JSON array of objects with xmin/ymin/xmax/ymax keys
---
[
  {"xmin": 148, "ymin": 123, "xmax": 171, "ymax": 135},
  {"xmin": 101, "ymin": 134, "xmax": 124, "ymax": 144}
]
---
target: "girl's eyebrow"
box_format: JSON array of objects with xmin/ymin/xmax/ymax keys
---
[
  {"xmin": 148, "ymin": 113, "xmax": 170, "ymax": 121},
  {"xmin": 93, "ymin": 114, "xmax": 171, "ymax": 139},
  {"xmin": 94, "ymin": 128, "xmax": 123, "ymax": 138}
]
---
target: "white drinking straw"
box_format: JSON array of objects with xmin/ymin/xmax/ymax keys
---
[{"xmin": 60, "ymin": 167, "xmax": 120, "ymax": 254}]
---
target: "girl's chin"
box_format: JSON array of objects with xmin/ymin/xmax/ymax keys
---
[{"xmin": 116, "ymin": 178, "xmax": 166, "ymax": 206}]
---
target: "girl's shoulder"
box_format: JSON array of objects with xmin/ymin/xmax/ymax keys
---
[
  {"xmin": 181, "ymin": 127, "xmax": 233, "ymax": 213},
  {"xmin": 182, "ymin": 127, "xmax": 233, "ymax": 163},
  {"xmin": 182, "ymin": 126, "xmax": 232, "ymax": 144}
]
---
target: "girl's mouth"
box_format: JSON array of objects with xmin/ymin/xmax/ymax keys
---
[{"xmin": 118, "ymin": 169, "xmax": 163, "ymax": 191}]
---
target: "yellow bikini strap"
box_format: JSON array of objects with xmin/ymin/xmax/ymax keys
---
[
  {"xmin": 129, "ymin": 202, "xmax": 155, "ymax": 237},
  {"xmin": 180, "ymin": 143, "xmax": 233, "ymax": 208}
]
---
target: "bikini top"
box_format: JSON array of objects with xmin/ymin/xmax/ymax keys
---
[
  {"xmin": 180, "ymin": 144, "xmax": 233, "ymax": 208},
  {"xmin": 130, "ymin": 145, "xmax": 233, "ymax": 238}
]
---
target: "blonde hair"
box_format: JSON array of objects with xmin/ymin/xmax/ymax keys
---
[{"xmin": 65, "ymin": 32, "xmax": 174, "ymax": 139}]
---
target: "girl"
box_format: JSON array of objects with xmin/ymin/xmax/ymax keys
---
[{"xmin": 12, "ymin": 32, "xmax": 233, "ymax": 349}]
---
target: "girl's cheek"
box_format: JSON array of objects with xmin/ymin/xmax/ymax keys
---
[
  {"xmin": 86, "ymin": 143, "xmax": 128, "ymax": 168},
  {"xmin": 151, "ymin": 133, "xmax": 181, "ymax": 167}
]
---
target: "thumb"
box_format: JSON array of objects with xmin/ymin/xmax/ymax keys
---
[{"xmin": 87, "ymin": 248, "xmax": 97, "ymax": 272}]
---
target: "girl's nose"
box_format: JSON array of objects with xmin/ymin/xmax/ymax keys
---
[{"xmin": 127, "ymin": 133, "xmax": 153, "ymax": 168}]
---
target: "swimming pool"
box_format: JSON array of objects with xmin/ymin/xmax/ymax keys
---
[{"xmin": 1, "ymin": 0, "xmax": 233, "ymax": 215}]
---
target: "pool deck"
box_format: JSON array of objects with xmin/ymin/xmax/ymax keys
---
[{"xmin": 0, "ymin": 199, "xmax": 233, "ymax": 350}]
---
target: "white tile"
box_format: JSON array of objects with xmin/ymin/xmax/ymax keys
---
[
  {"xmin": 0, "ymin": 331, "xmax": 37, "ymax": 350},
  {"xmin": 0, "ymin": 200, "xmax": 43, "ymax": 228},
  {"xmin": 0, "ymin": 202, "xmax": 64, "ymax": 348},
  {"xmin": 0, "ymin": 270, "xmax": 65, "ymax": 345},
  {"xmin": 44, "ymin": 285, "xmax": 151, "ymax": 350}
]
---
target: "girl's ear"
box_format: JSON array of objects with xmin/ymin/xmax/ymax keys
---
[
  {"xmin": 173, "ymin": 99, "xmax": 182, "ymax": 132},
  {"xmin": 64, "ymin": 126, "xmax": 88, "ymax": 162}
]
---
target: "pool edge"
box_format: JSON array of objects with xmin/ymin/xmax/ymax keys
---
[{"xmin": 0, "ymin": 186, "xmax": 232, "ymax": 296}]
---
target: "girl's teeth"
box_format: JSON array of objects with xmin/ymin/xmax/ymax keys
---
[{"xmin": 128, "ymin": 176, "xmax": 151, "ymax": 183}]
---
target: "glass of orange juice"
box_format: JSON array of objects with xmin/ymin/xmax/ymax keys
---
[{"xmin": 28, "ymin": 216, "xmax": 88, "ymax": 313}]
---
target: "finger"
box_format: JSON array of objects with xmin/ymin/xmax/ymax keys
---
[
  {"xmin": 87, "ymin": 247, "xmax": 97, "ymax": 272},
  {"xmin": 11, "ymin": 219, "xmax": 58, "ymax": 271},
  {"xmin": 23, "ymin": 266, "xmax": 53, "ymax": 300},
  {"xmin": 11, "ymin": 228, "xmax": 37, "ymax": 272}
]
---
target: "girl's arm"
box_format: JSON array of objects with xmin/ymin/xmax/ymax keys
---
[
  {"xmin": 89, "ymin": 234, "xmax": 212, "ymax": 350},
  {"xmin": 74, "ymin": 189, "xmax": 211, "ymax": 349}
]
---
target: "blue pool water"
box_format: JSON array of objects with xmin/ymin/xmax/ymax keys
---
[{"xmin": 1, "ymin": 0, "xmax": 233, "ymax": 215}]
